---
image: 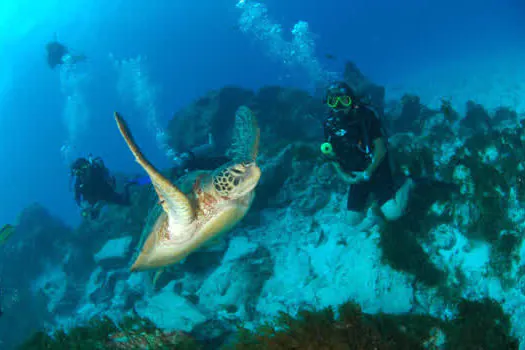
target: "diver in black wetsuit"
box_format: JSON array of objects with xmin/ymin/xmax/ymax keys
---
[
  {"xmin": 322, "ymin": 82, "xmax": 414, "ymax": 225},
  {"xmin": 45, "ymin": 35, "xmax": 86, "ymax": 69},
  {"xmin": 70, "ymin": 155, "xmax": 133, "ymax": 219},
  {"xmin": 171, "ymin": 133, "xmax": 231, "ymax": 177},
  {"xmin": 132, "ymin": 134, "xmax": 231, "ymax": 186}
]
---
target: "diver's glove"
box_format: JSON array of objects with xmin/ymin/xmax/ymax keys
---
[
  {"xmin": 81, "ymin": 206, "xmax": 101, "ymax": 220},
  {"xmin": 347, "ymin": 171, "xmax": 370, "ymax": 184}
]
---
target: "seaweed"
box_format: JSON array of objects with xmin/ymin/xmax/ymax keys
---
[
  {"xmin": 457, "ymin": 131, "xmax": 516, "ymax": 240},
  {"xmin": 223, "ymin": 298, "xmax": 519, "ymax": 349},
  {"xmin": 24, "ymin": 298, "xmax": 515, "ymax": 349},
  {"xmin": 446, "ymin": 298, "xmax": 519, "ymax": 350},
  {"xmin": 17, "ymin": 314, "xmax": 202, "ymax": 350},
  {"xmin": 490, "ymin": 233, "xmax": 521, "ymax": 279},
  {"xmin": 379, "ymin": 221, "xmax": 445, "ymax": 287},
  {"xmin": 224, "ymin": 301, "xmax": 394, "ymax": 349},
  {"xmin": 449, "ymin": 127, "xmax": 525, "ymax": 273},
  {"xmin": 440, "ymin": 97, "xmax": 460, "ymax": 124},
  {"xmin": 378, "ymin": 148, "xmax": 455, "ymax": 287}
]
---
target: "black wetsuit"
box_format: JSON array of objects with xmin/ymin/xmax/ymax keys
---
[
  {"xmin": 186, "ymin": 152, "xmax": 230, "ymax": 171},
  {"xmin": 171, "ymin": 152, "xmax": 231, "ymax": 177},
  {"xmin": 46, "ymin": 41, "xmax": 68, "ymax": 69},
  {"xmin": 323, "ymin": 105, "xmax": 396, "ymax": 211},
  {"xmin": 74, "ymin": 159, "xmax": 131, "ymax": 209}
]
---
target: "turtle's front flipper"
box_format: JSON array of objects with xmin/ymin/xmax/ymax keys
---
[
  {"xmin": 114, "ymin": 112, "xmax": 194, "ymax": 227},
  {"xmin": 227, "ymin": 106, "xmax": 260, "ymax": 163}
]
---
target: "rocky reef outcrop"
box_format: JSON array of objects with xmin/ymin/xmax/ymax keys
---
[{"xmin": 3, "ymin": 64, "xmax": 525, "ymax": 349}]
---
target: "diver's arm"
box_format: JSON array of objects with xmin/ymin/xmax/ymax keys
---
[
  {"xmin": 364, "ymin": 137, "xmax": 387, "ymax": 177},
  {"xmin": 331, "ymin": 162, "xmax": 356, "ymax": 183},
  {"xmin": 90, "ymin": 155, "xmax": 105, "ymax": 168},
  {"xmin": 74, "ymin": 185, "xmax": 82, "ymax": 206},
  {"xmin": 331, "ymin": 138, "xmax": 387, "ymax": 183},
  {"xmin": 173, "ymin": 133, "xmax": 216, "ymax": 172},
  {"xmin": 324, "ymin": 120, "xmax": 353, "ymax": 181},
  {"xmin": 190, "ymin": 133, "xmax": 216, "ymax": 158}
]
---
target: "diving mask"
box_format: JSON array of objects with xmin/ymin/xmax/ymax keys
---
[
  {"xmin": 327, "ymin": 95, "xmax": 352, "ymax": 109},
  {"xmin": 71, "ymin": 163, "xmax": 89, "ymax": 176}
]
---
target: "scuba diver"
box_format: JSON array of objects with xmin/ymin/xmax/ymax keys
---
[
  {"xmin": 321, "ymin": 81, "xmax": 414, "ymax": 226},
  {"xmin": 172, "ymin": 133, "xmax": 231, "ymax": 176},
  {"xmin": 45, "ymin": 34, "xmax": 86, "ymax": 70},
  {"xmin": 132, "ymin": 133, "xmax": 231, "ymax": 185},
  {"xmin": 70, "ymin": 155, "xmax": 133, "ymax": 219}
]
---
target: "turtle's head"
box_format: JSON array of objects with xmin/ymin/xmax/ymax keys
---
[{"xmin": 212, "ymin": 161, "xmax": 261, "ymax": 199}]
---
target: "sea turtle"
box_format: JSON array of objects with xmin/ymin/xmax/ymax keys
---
[{"xmin": 114, "ymin": 106, "xmax": 261, "ymax": 272}]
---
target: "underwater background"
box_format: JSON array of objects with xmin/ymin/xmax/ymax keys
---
[{"xmin": 1, "ymin": 0, "xmax": 525, "ymax": 348}]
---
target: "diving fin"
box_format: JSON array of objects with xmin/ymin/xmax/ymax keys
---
[
  {"xmin": 0, "ymin": 224, "xmax": 15, "ymax": 245},
  {"xmin": 130, "ymin": 175, "xmax": 152, "ymax": 186}
]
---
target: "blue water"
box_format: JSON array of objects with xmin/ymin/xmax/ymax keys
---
[{"xmin": 0, "ymin": 0, "xmax": 522, "ymax": 227}]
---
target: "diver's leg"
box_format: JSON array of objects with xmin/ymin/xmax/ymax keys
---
[
  {"xmin": 345, "ymin": 183, "xmax": 369, "ymax": 227},
  {"xmin": 379, "ymin": 178, "xmax": 415, "ymax": 221}
]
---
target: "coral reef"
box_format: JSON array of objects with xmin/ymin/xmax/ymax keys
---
[
  {"xmin": 4, "ymin": 67, "xmax": 525, "ymax": 348},
  {"xmin": 343, "ymin": 61, "xmax": 386, "ymax": 117}
]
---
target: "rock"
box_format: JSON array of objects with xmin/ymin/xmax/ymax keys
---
[
  {"xmin": 253, "ymin": 211, "xmax": 414, "ymax": 322},
  {"xmin": 519, "ymin": 239, "xmax": 525, "ymax": 266},
  {"xmin": 250, "ymin": 145, "xmax": 294, "ymax": 211},
  {"xmin": 135, "ymin": 281, "xmax": 208, "ymax": 332},
  {"xmin": 84, "ymin": 266, "xmax": 105, "ymax": 301},
  {"xmin": 293, "ymin": 184, "xmax": 331, "ymax": 215},
  {"xmin": 166, "ymin": 86, "xmax": 254, "ymax": 153},
  {"xmin": 9, "ymin": 81, "xmax": 525, "ymax": 348},
  {"xmin": 197, "ymin": 242, "xmax": 273, "ymax": 322},
  {"xmin": 34, "ymin": 266, "xmax": 68, "ymax": 314},
  {"xmin": 191, "ymin": 319, "xmax": 231, "ymax": 345},
  {"xmin": 255, "ymin": 86, "xmax": 325, "ymax": 141},
  {"xmin": 343, "ymin": 60, "xmax": 385, "ymax": 116},
  {"xmin": 461, "ymin": 100, "xmax": 492, "ymax": 132},
  {"xmin": 5, "ymin": 204, "xmax": 74, "ymax": 281},
  {"xmin": 222, "ymin": 236, "xmax": 259, "ymax": 263},
  {"xmin": 94, "ymin": 236, "xmax": 133, "ymax": 269}
]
